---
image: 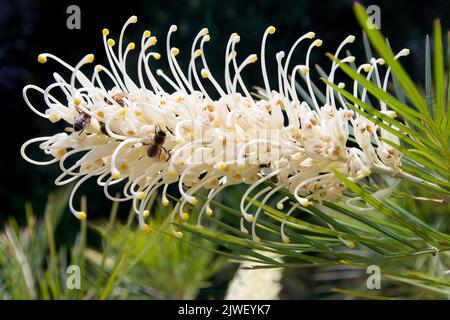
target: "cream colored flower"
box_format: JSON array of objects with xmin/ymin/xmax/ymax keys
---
[{"xmin": 21, "ymin": 16, "xmax": 408, "ymax": 240}]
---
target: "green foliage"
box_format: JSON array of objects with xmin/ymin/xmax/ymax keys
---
[
  {"xmin": 0, "ymin": 187, "xmax": 71, "ymax": 299},
  {"xmin": 87, "ymin": 205, "xmax": 225, "ymax": 299},
  {"xmin": 0, "ymin": 187, "xmax": 225, "ymax": 299}
]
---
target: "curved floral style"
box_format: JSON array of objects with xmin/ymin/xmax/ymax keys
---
[{"xmin": 21, "ymin": 16, "xmax": 409, "ymax": 240}]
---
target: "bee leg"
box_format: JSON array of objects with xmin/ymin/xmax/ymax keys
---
[
  {"xmin": 156, "ymin": 148, "xmax": 163, "ymax": 161},
  {"xmin": 165, "ymin": 126, "xmax": 173, "ymax": 135},
  {"xmin": 161, "ymin": 147, "xmax": 171, "ymax": 162}
]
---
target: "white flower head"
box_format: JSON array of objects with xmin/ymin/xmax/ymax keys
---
[{"xmin": 21, "ymin": 17, "xmax": 407, "ymax": 240}]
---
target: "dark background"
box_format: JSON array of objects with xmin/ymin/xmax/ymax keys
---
[{"xmin": 1, "ymin": 0, "xmax": 449, "ymax": 222}]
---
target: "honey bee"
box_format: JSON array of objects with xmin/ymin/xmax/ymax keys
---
[
  {"xmin": 145, "ymin": 126, "xmax": 170, "ymax": 161},
  {"xmin": 105, "ymin": 93, "xmax": 127, "ymax": 107},
  {"xmin": 65, "ymin": 106, "xmax": 91, "ymax": 134}
]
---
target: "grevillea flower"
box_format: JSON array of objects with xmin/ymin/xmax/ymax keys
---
[{"xmin": 21, "ymin": 16, "xmax": 410, "ymax": 240}]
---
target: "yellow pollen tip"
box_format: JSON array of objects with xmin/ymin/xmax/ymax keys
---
[
  {"xmin": 37, "ymin": 54, "xmax": 47, "ymax": 64},
  {"xmin": 190, "ymin": 197, "xmax": 198, "ymax": 205},
  {"xmin": 248, "ymin": 215, "xmax": 254, "ymax": 223},
  {"xmin": 153, "ymin": 53, "xmax": 161, "ymax": 60},
  {"xmin": 144, "ymin": 30, "xmax": 151, "ymax": 38},
  {"xmin": 119, "ymin": 107, "xmax": 127, "ymax": 116},
  {"xmin": 363, "ymin": 64, "xmax": 372, "ymax": 72},
  {"xmin": 137, "ymin": 192, "xmax": 146, "ymax": 200},
  {"xmin": 181, "ymin": 213, "xmax": 190, "ymax": 221},
  {"xmin": 168, "ymin": 170, "xmax": 177, "ymax": 178},
  {"xmin": 201, "ymin": 27, "xmax": 209, "ymax": 35},
  {"xmin": 348, "ymin": 56, "xmax": 356, "ymax": 63},
  {"xmin": 194, "ymin": 49, "xmax": 201, "ymax": 58},
  {"xmin": 130, "ymin": 15, "xmax": 138, "ymax": 23},
  {"xmin": 206, "ymin": 208, "xmax": 214, "ymax": 216},
  {"xmin": 175, "ymin": 231, "xmax": 183, "ymax": 238},
  {"xmin": 204, "ymin": 35, "xmax": 211, "ymax": 42},
  {"xmin": 128, "ymin": 42, "xmax": 135, "ymax": 50},
  {"xmin": 102, "ymin": 28, "xmax": 109, "ymax": 36},
  {"xmin": 149, "ymin": 36, "xmax": 157, "ymax": 46},
  {"xmin": 307, "ymin": 32, "xmax": 316, "ymax": 39},
  {"xmin": 276, "ymin": 203, "xmax": 284, "ymax": 210},
  {"xmin": 107, "ymin": 39, "xmax": 115, "ymax": 47},
  {"xmin": 301, "ymin": 66, "xmax": 310, "ymax": 75},
  {"xmin": 267, "ymin": 26, "xmax": 276, "ymax": 34},
  {"xmin": 49, "ymin": 113, "xmax": 61, "ymax": 123},
  {"xmin": 216, "ymin": 162, "xmax": 226, "ymax": 170},
  {"xmin": 346, "ymin": 241, "xmax": 356, "ymax": 249},
  {"xmin": 85, "ymin": 54, "xmax": 95, "ymax": 63},
  {"xmin": 170, "ymin": 25, "xmax": 178, "ymax": 32},
  {"xmin": 249, "ymin": 54, "xmax": 258, "ymax": 63},
  {"xmin": 112, "ymin": 170, "xmax": 121, "ymax": 180},
  {"xmin": 282, "ymin": 236, "xmax": 290, "ymax": 244},
  {"xmin": 171, "ymin": 47, "xmax": 180, "ymax": 56},
  {"xmin": 162, "ymin": 198, "xmax": 170, "ymax": 207},
  {"xmin": 73, "ymin": 98, "xmax": 81, "ymax": 106},
  {"xmin": 77, "ymin": 211, "xmax": 87, "ymax": 220},
  {"xmin": 96, "ymin": 66, "xmax": 103, "ymax": 72},
  {"xmin": 201, "ymin": 69, "xmax": 209, "ymax": 78},
  {"xmin": 315, "ymin": 39, "xmax": 323, "ymax": 47},
  {"xmin": 143, "ymin": 210, "xmax": 150, "ymax": 217},
  {"xmin": 401, "ymin": 48, "xmax": 410, "ymax": 56},
  {"xmin": 299, "ymin": 198, "xmax": 312, "ymax": 206}
]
